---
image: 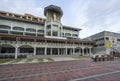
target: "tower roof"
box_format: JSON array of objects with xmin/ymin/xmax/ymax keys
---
[{"xmin": 44, "ymin": 5, "xmax": 63, "ymax": 16}]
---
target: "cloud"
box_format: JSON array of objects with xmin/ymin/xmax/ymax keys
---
[
  {"xmin": 0, "ymin": 0, "xmax": 120, "ymax": 38},
  {"xmin": 65, "ymin": 0, "xmax": 120, "ymax": 38},
  {"xmin": 0, "ymin": 0, "xmax": 44, "ymax": 17}
]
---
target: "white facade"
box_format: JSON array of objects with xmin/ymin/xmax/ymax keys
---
[
  {"xmin": 85, "ymin": 31, "xmax": 120, "ymax": 55},
  {"xmin": 0, "ymin": 5, "xmax": 94, "ymax": 59}
]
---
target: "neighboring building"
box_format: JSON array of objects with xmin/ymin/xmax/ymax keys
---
[
  {"xmin": 0, "ymin": 5, "xmax": 94, "ymax": 59},
  {"xmin": 85, "ymin": 31, "xmax": 120, "ymax": 54}
]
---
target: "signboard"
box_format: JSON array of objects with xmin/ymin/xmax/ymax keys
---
[{"xmin": 105, "ymin": 41, "xmax": 112, "ymax": 48}]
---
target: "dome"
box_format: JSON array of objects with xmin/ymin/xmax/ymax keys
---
[{"xmin": 44, "ymin": 5, "xmax": 63, "ymax": 16}]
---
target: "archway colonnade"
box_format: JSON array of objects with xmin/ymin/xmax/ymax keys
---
[{"xmin": 0, "ymin": 44, "xmax": 93, "ymax": 59}]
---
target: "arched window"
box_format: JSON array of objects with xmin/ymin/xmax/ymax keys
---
[
  {"xmin": 37, "ymin": 30, "xmax": 44, "ymax": 33},
  {"xmin": 26, "ymin": 28, "xmax": 36, "ymax": 32},
  {"xmin": 65, "ymin": 33, "xmax": 71, "ymax": 36},
  {"xmin": 72, "ymin": 34, "xmax": 78, "ymax": 37},
  {"xmin": 13, "ymin": 26, "xmax": 24, "ymax": 31},
  {"xmin": 0, "ymin": 25, "xmax": 11, "ymax": 29}
]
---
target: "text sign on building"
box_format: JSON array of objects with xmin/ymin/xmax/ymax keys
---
[{"xmin": 105, "ymin": 41, "xmax": 112, "ymax": 48}]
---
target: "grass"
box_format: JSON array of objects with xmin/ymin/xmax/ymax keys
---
[
  {"xmin": 38, "ymin": 58, "xmax": 44, "ymax": 62},
  {"xmin": 72, "ymin": 56, "xmax": 90, "ymax": 59},
  {"xmin": 25, "ymin": 58, "xmax": 33, "ymax": 62},
  {"xmin": 0, "ymin": 59, "xmax": 14, "ymax": 63},
  {"xmin": 47, "ymin": 58, "xmax": 54, "ymax": 62},
  {"xmin": 6, "ymin": 58, "xmax": 25, "ymax": 64}
]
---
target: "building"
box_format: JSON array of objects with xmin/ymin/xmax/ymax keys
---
[
  {"xmin": 0, "ymin": 5, "xmax": 94, "ymax": 59},
  {"xmin": 85, "ymin": 31, "xmax": 120, "ymax": 54}
]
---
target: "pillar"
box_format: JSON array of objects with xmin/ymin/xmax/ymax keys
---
[
  {"xmin": 58, "ymin": 48, "xmax": 59, "ymax": 55},
  {"xmin": 82, "ymin": 48, "xmax": 84, "ymax": 56},
  {"xmin": 73, "ymin": 48, "xmax": 75, "ymax": 54},
  {"xmin": 0, "ymin": 47, "xmax": 1, "ymax": 53},
  {"xmin": 89, "ymin": 48, "xmax": 91, "ymax": 56},
  {"xmin": 50, "ymin": 48, "xmax": 52, "ymax": 55},
  {"xmin": 44, "ymin": 21, "xmax": 46, "ymax": 36},
  {"xmin": 51, "ymin": 22, "xmax": 53, "ymax": 36},
  {"xmin": 63, "ymin": 48, "xmax": 65, "ymax": 55},
  {"xmin": 15, "ymin": 47, "xmax": 18, "ymax": 59},
  {"xmin": 66, "ymin": 47, "xmax": 67, "ymax": 55},
  {"xmin": 34, "ymin": 47, "xmax": 36, "ymax": 55},
  {"xmin": 44, "ymin": 47, "xmax": 47, "ymax": 55}
]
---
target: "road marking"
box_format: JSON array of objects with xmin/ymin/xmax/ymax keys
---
[{"xmin": 70, "ymin": 70, "xmax": 120, "ymax": 81}]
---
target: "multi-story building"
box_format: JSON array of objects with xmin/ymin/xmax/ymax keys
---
[
  {"xmin": 0, "ymin": 5, "xmax": 94, "ymax": 59},
  {"xmin": 85, "ymin": 31, "xmax": 120, "ymax": 54}
]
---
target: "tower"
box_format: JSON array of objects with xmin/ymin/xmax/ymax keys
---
[{"xmin": 44, "ymin": 5, "xmax": 63, "ymax": 38}]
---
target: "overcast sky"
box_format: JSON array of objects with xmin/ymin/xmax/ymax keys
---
[{"xmin": 0, "ymin": 0, "xmax": 120, "ymax": 38}]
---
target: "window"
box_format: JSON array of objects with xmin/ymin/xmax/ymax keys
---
[
  {"xmin": 25, "ymin": 33, "xmax": 36, "ymax": 36},
  {"xmin": 117, "ymin": 39, "xmax": 120, "ymax": 41},
  {"xmin": 13, "ymin": 26, "xmax": 24, "ymax": 31},
  {"xmin": 47, "ymin": 25, "xmax": 51, "ymax": 29},
  {"xmin": 47, "ymin": 31, "xmax": 51, "ymax": 36},
  {"xmin": 26, "ymin": 28, "xmax": 36, "ymax": 32},
  {"xmin": 65, "ymin": 33, "xmax": 71, "ymax": 36},
  {"xmin": 0, "ymin": 25, "xmax": 11, "ymax": 29},
  {"xmin": 37, "ymin": 30, "xmax": 44, "ymax": 33},
  {"xmin": 53, "ymin": 31, "xmax": 58, "ymax": 36},
  {"xmin": 72, "ymin": 34, "xmax": 78, "ymax": 37},
  {"xmin": 105, "ymin": 37, "xmax": 109, "ymax": 40}
]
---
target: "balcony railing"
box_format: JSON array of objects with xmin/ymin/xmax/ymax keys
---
[{"xmin": 0, "ymin": 40, "xmax": 90, "ymax": 47}]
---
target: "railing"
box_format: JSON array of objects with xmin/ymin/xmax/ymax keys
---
[
  {"xmin": 0, "ymin": 53, "xmax": 15, "ymax": 55},
  {"xmin": 0, "ymin": 53, "xmax": 33, "ymax": 58},
  {"xmin": 0, "ymin": 40, "xmax": 91, "ymax": 47}
]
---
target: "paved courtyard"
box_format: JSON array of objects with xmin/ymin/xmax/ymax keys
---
[{"xmin": 0, "ymin": 58, "xmax": 120, "ymax": 81}]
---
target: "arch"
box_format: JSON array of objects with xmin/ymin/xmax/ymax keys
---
[
  {"xmin": 84, "ymin": 47, "xmax": 90, "ymax": 55},
  {"xmin": 65, "ymin": 33, "xmax": 71, "ymax": 36},
  {"xmin": 18, "ymin": 45, "xmax": 34, "ymax": 49},
  {"xmin": 37, "ymin": 30, "xmax": 44, "ymax": 33},
  {"xmin": 0, "ymin": 25, "xmax": 11, "ymax": 29},
  {"xmin": 26, "ymin": 28, "xmax": 36, "ymax": 32},
  {"xmin": 13, "ymin": 26, "xmax": 24, "ymax": 31},
  {"xmin": 0, "ymin": 44, "xmax": 15, "ymax": 53},
  {"xmin": 0, "ymin": 44, "xmax": 15, "ymax": 58},
  {"xmin": 72, "ymin": 34, "xmax": 78, "ymax": 37},
  {"xmin": 0, "ymin": 44, "xmax": 15, "ymax": 48},
  {"xmin": 75, "ymin": 47, "xmax": 82, "ymax": 55},
  {"xmin": 19, "ymin": 45, "xmax": 34, "ymax": 54}
]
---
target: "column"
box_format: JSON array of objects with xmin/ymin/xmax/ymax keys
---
[
  {"xmin": 36, "ymin": 26, "xmax": 37, "ymax": 36},
  {"xmin": 58, "ymin": 48, "xmax": 60, "ymax": 55},
  {"xmin": 0, "ymin": 47, "xmax": 1, "ymax": 53},
  {"xmin": 15, "ymin": 47, "xmax": 18, "ymax": 59},
  {"xmin": 34, "ymin": 47, "xmax": 36, "ymax": 55},
  {"xmin": 58, "ymin": 25, "xmax": 60, "ymax": 37},
  {"xmin": 73, "ymin": 48, "xmax": 75, "ymax": 55},
  {"xmin": 44, "ymin": 47, "xmax": 47, "ymax": 55},
  {"xmin": 89, "ymin": 48, "xmax": 92, "ymax": 56},
  {"xmin": 63, "ymin": 48, "xmax": 65, "ymax": 55},
  {"xmin": 66, "ymin": 47, "xmax": 67, "ymax": 55},
  {"xmin": 79, "ymin": 49, "xmax": 81, "ymax": 55},
  {"xmin": 61, "ymin": 26, "xmax": 63, "ymax": 37},
  {"xmin": 44, "ymin": 21, "xmax": 46, "ymax": 36},
  {"xmin": 50, "ymin": 48, "xmax": 52, "ymax": 55},
  {"xmin": 82, "ymin": 48, "xmax": 84, "ymax": 56},
  {"xmin": 51, "ymin": 22, "xmax": 53, "ymax": 36}
]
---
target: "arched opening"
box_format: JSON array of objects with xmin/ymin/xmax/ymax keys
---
[
  {"xmin": 26, "ymin": 28, "xmax": 36, "ymax": 32},
  {"xmin": 13, "ymin": 26, "xmax": 24, "ymax": 31},
  {"xmin": 0, "ymin": 25, "xmax": 11, "ymax": 29},
  {"xmin": 0, "ymin": 44, "xmax": 15, "ymax": 58},
  {"xmin": 19, "ymin": 45, "xmax": 34, "ymax": 56},
  {"xmin": 84, "ymin": 48, "xmax": 90, "ymax": 56},
  {"xmin": 75, "ymin": 47, "xmax": 82, "ymax": 55}
]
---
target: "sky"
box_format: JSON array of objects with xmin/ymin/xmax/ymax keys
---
[{"xmin": 0, "ymin": 0, "xmax": 120, "ymax": 38}]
